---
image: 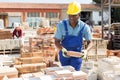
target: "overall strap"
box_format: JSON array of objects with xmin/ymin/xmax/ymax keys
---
[
  {"xmin": 79, "ymin": 24, "xmax": 85, "ymax": 35},
  {"xmin": 63, "ymin": 20, "xmax": 68, "ymax": 36}
]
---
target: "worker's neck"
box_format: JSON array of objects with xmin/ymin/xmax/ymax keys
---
[{"xmin": 70, "ymin": 22, "xmax": 78, "ymax": 28}]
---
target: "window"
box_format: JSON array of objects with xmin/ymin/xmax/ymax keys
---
[
  {"xmin": 99, "ymin": 11, "xmax": 101, "ymax": 16},
  {"xmin": 46, "ymin": 12, "xmax": 58, "ymax": 18},
  {"xmin": 27, "ymin": 12, "xmax": 40, "ymax": 17}
]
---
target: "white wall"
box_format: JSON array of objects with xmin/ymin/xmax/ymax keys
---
[
  {"xmin": 92, "ymin": 11, "xmax": 101, "ymax": 25},
  {"xmin": 8, "ymin": 16, "xmax": 21, "ymax": 27},
  {"xmin": 92, "ymin": 10, "xmax": 109, "ymax": 25},
  {"xmin": 103, "ymin": 10, "xmax": 109, "ymax": 24},
  {"xmin": 8, "ymin": 12, "xmax": 22, "ymax": 27}
]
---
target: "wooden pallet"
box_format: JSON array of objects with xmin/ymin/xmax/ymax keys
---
[{"xmin": 0, "ymin": 49, "xmax": 21, "ymax": 54}]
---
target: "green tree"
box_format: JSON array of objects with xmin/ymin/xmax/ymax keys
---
[{"xmin": 93, "ymin": 0, "xmax": 101, "ymax": 3}]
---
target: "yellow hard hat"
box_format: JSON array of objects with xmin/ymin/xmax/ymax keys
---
[{"xmin": 67, "ymin": 1, "xmax": 81, "ymax": 15}]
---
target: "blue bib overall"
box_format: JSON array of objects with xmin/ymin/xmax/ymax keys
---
[{"xmin": 59, "ymin": 20, "xmax": 85, "ymax": 71}]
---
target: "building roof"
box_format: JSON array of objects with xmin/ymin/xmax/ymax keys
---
[
  {"xmin": 60, "ymin": 4, "xmax": 101, "ymax": 11},
  {"xmin": 0, "ymin": 2, "xmax": 61, "ymax": 9},
  {"xmin": 81, "ymin": 4, "xmax": 101, "ymax": 11},
  {"xmin": 0, "ymin": 2, "xmax": 101, "ymax": 11},
  {"xmin": 104, "ymin": 0, "xmax": 120, "ymax": 4},
  {"xmin": 104, "ymin": 0, "xmax": 120, "ymax": 7}
]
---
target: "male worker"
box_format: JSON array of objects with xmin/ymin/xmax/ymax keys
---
[{"xmin": 54, "ymin": 1, "xmax": 92, "ymax": 71}]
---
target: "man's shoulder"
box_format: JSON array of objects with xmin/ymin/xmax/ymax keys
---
[
  {"xmin": 79, "ymin": 20, "xmax": 85, "ymax": 25},
  {"xmin": 57, "ymin": 19, "xmax": 68, "ymax": 27},
  {"xmin": 78, "ymin": 20, "xmax": 86, "ymax": 28},
  {"xmin": 59, "ymin": 19, "xmax": 68, "ymax": 24}
]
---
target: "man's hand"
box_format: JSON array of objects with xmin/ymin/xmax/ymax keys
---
[{"xmin": 61, "ymin": 48, "xmax": 69, "ymax": 57}]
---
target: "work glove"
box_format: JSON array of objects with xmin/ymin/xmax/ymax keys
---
[
  {"xmin": 61, "ymin": 48, "xmax": 70, "ymax": 58},
  {"xmin": 81, "ymin": 50, "xmax": 88, "ymax": 60}
]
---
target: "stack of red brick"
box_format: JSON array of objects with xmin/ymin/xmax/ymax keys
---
[{"xmin": 0, "ymin": 30, "xmax": 12, "ymax": 39}]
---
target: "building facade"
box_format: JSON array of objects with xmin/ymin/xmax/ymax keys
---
[{"xmin": 0, "ymin": 2, "xmax": 104, "ymax": 28}]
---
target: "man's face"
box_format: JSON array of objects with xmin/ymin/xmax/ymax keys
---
[{"xmin": 68, "ymin": 14, "xmax": 80, "ymax": 24}]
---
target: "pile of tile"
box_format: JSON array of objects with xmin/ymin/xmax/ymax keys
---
[
  {"xmin": 0, "ymin": 66, "xmax": 18, "ymax": 80},
  {"xmin": 0, "ymin": 55, "xmax": 14, "ymax": 66},
  {"xmin": 81, "ymin": 61, "xmax": 97, "ymax": 80},
  {"xmin": 14, "ymin": 52, "xmax": 47, "ymax": 75},
  {"xmin": 44, "ymin": 66, "xmax": 87, "ymax": 80},
  {"xmin": 0, "ymin": 30, "xmax": 12, "ymax": 39},
  {"xmin": 98, "ymin": 56, "xmax": 120, "ymax": 80},
  {"xmin": 6, "ymin": 65, "xmax": 88, "ymax": 80}
]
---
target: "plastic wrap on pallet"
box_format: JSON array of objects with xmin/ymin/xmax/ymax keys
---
[
  {"xmin": 0, "ymin": 39, "xmax": 22, "ymax": 54},
  {"xmin": 72, "ymin": 71, "xmax": 87, "ymax": 80},
  {"xmin": 55, "ymin": 70, "xmax": 72, "ymax": 77},
  {"xmin": 102, "ymin": 71, "xmax": 120, "ymax": 80},
  {"xmin": 81, "ymin": 61, "xmax": 97, "ymax": 80},
  {"xmin": 0, "ymin": 55, "xmax": 14, "ymax": 66},
  {"xmin": 0, "ymin": 66, "xmax": 18, "ymax": 79},
  {"xmin": 39, "ymin": 75, "xmax": 54, "ymax": 80},
  {"xmin": 98, "ymin": 56, "xmax": 120, "ymax": 79},
  {"xmin": 44, "ymin": 66, "xmax": 75, "ymax": 75}
]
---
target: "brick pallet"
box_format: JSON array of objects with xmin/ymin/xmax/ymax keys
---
[
  {"xmin": 14, "ymin": 51, "xmax": 57, "ymax": 75},
  {"xmin": 0, "ymin": 30, "xmax": 12, "ymax": 39},
  {"xmin": 0, "ymin": 67, "xmax": 18, "ymax": 79},
  {"xmin": 14, "ymin": 63, "xmax": 46, "ymax": 74},
  {"xmin": 0, "ymin": 39, "xmax": 22, "ymax": 54},
  {"xmin": 112, "ymin": 23, "xmax": 120, "ymax": 49}
]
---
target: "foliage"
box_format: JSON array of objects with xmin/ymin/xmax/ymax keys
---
[{"xmin": 93, "ymin": 0, "xmax": 101, "ymax": 3}]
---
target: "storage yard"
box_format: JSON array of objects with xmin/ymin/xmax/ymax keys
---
[{"xmin": 0, "ymin": 25, "xmax": 120, "ymax": 80}]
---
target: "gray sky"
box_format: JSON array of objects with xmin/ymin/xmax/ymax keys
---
[{"xmin": 0, "ymin": 0, "xmax": 93, "ymax": 4}]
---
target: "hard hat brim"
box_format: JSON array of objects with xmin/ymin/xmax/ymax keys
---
[{"xmin": 67, "ymin": 11, "xmax": 81, "ymax": 15}]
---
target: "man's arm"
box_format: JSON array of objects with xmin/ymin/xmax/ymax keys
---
[
  {"xmin": 54, "ymin": 38, "xmax": 62, "ymax": 51},
  {"xmin": 19, "ymin": 30, "xmax": 22, "ymax": 38},
  {"xmin": 54, "ymin": 38, "xmax": 70, "ymax": 57},
  {"xmin": 85, "ymin": 40, "xmax": 93, "ymax": 52},
  {"xmin": 12, "ymin": 29, "xmax": 16, "ymax": 38}
]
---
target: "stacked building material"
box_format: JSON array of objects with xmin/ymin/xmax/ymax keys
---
[
  {"xmin": 55, "ymin": 70, "xmax": 73, "ymax": 77},
  {"xmin": 0, "ymin": 39, "xmax": 22, "ymax": 54},
  {"xmin": 37, "ymin": 27, "xmax": 55, "ymax": 35},
  {"xmin": 92, "ymin": 26, "xmax": 101, "ymax": 38},
  {"xmin": 102, "ymin": 71, "xmax": 120, "ymax": 80},
  {"xmin": 44, "ymin": 66, "xmax": 75, "ymax": 75},
  {"xmin": 112, "ymin": 23, "xmax": 120, "ymax": 49},
  {"xmin": 7, "ymin": 65, "xmax": 88, "ymax": 80},
  {"xmin": 98, "ymin": 56, "xmax": 120, "ymax": 80},
  {"xmin": 107, "ymin": 50, "xmax": 120, "ymax": 57},
  {"xmin": 44, "ymin": 66, "xmax": 87, "ymax": 80},
  {"xmin": 14, "ymin": 52, "xmax": 47, "ymax": 75},
  {"xmin": 87, "ymin": 39, "xmax": 107, "ymax": 61},
  {"xmin": 72, "ymin": 71, "xmax": 87, "ymax": 80},
  {"xmin": 0, "ymin": 30, "xmax": 12, "ymax": 39},
  {"xmin": 29, "ymin": 34, "xmax": 55, "ymax": 51},
  {"xmin": 20, "ymin": 51, "xmax": 55, "ymax": 67},
  {"xmin": 29, "ymin": 35, "xmax": 57, "ymax": 63},
  {"xmin": 14, "ymin": 57, "xmax": 45, "ymax": 65},
  {"xmin": 81, "ymin": 61, "xmax": 97, "ymax": 80},
  {"xmin": 14, "ymin": 63, "xmax": 46, "ymax": 74},
  {"xmin": 0, "ymin": 66, "xmax": 18, "ymax": 79},
  {"xmin": 0, "ymin": 55, "xmax": 14, "ymax": 66}
]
